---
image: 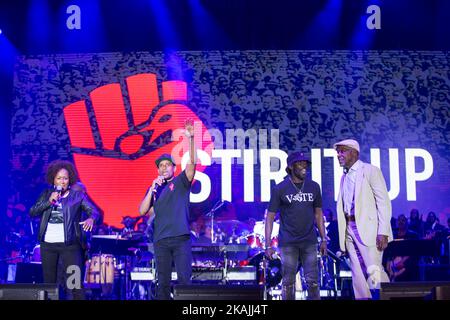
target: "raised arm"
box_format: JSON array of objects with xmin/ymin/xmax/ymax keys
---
[{"xmin": 184, "ymin": 118, "xmax": 197, "ymax": 182}]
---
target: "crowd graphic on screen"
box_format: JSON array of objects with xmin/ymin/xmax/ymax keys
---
[{"xmin": 3, "ymin": 50, "xmax": 449, "ymax": 263}]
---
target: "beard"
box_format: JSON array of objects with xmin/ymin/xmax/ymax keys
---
[{"xmin": 293, "ymin": 168, "xmax": 306, "ymax": 180}]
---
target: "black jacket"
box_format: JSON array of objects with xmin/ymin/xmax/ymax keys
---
[{"xmin": 30, "ymin": 188, "xmax": 99, "ymax": 246}]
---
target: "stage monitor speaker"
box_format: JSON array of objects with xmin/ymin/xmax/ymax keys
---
[
  {"xmin": 0, "ymin": 284, "xmax": 59, "ymax": 300},
  {"xmin": 432, "ymin": 286, "xmax": 450, "ymax": 300},
  {"xmin": 14, "ymin": 262, "xmax": 43, "ymax": 283},
  {"xmin": 173, "ymin": 284, "xmax": 263, "ymax": 300},
  {"xmin": 380, "ymin": 281, "xmax": 450, "ymax": 300}
]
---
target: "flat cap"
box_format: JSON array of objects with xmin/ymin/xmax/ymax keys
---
[{"xmin": 333, "ymin": 139, "xmax": 360, "ymax": 153}]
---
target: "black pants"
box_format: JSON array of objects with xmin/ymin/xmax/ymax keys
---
[
  {"xmin": 154, "ymin": 235, "xmax": 192, "ymax": 300},
  {"xmin": 40, "ymin": 242, "xmax": 85, "ymax": 300}
]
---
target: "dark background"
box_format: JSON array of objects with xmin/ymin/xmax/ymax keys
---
[{"xmin": 1, "ymin": 0, "xmax": 449, "ymax": 224}]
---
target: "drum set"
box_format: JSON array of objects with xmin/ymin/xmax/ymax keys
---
[
  {"xmin": 83, "ymin": 220, "xmax": 339, "ymax": 300},
  {"xmin": 2, "ymin": 211, "xmax": 339, "ymax": 300},
  {"xmin": 199, "ymin": 218, "xmax": 340, "ymax": 299},
  {"xmin": 196, "ymin": 218, "xmax": 284, "ymax": 291}
]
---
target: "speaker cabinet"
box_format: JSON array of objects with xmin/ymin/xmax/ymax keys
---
[
  {"xmin": 14, "ymin": 263, "xmax": 43, "ymax": 283},
  {"xmin": 432, "ymin": 286, "xmax": 450, "ymax": 300},
  {"xmin": 173, "ymin": 284, "xmax": 263, "ymax": 300},
  {"xmin": 380, "ymin": 281, "xmax": 450, "ymax": 300},
  {"xmin": 0, "ymin": 284, "xmax": 59, "ymax": 300}
]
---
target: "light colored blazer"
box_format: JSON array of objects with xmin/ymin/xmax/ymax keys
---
[{"xmin": 336, "ymin": 161, "xmax": 393, "ymax": 251}]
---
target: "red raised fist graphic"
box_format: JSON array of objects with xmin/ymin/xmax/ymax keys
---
[{"xmin": 63, "ymin": 73, "xmax": 212, "ymax": 227}]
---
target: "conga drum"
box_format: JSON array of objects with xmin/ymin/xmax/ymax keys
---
[{"xmin": 85, "ymin": 254, "xmax": 115, "ymax": 285}]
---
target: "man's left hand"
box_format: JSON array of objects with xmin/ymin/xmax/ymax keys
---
[
  {"xmin": 319, "ymin": 241, "xmax": 328, "ymax": 256},
  {"xmin": 376, "ymin": 234, "xmax": 389, "ymax": 251}
]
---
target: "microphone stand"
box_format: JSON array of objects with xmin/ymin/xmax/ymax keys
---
[{"xmin": 206, "ymin": 201, "xmax": 224, "ymax": 244}]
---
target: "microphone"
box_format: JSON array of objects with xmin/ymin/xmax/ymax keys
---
[
  {"xmin": 150, "ymin": 177, "xmax": 166, "ymax": 207},
  {"xmin": 153, "ymin": 177, "xmax": 166, "ymax": 194},
  {"xmin": 51, "ymin": 185, "xmax": 63, "ymax": 207},
  {"xmin": 55, "ymin": 185, "xmax": 63, "ymax": 194}
]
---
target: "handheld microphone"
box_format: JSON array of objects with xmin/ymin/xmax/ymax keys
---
[
  {"xmin": 150, "ymin": 177, "xmax": 166, "ymax": 207},
  {"xmin": 153, "ymin": 177, "xmax": 167, "ymax": 194},
  {"xmin": 51, "ymin": 185, "xmax": 63, "ymax": 207}
]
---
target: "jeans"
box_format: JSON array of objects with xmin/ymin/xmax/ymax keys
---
[
  {"xmin": 40, "ymin": 242, "xmax": 85, "ymax": 300},
  {"xmin": 280, "ymin": 242, "xmax": 320, "ymax": 300},
  {"xmin": 154, "ymin": 235, "xmax": 192, "ymax": 300}
]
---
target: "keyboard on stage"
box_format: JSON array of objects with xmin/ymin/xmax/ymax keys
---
[
  {"xmin": 192, "ymin": 244, "xmax": 250, "ymax": 252},
  {"xmin": 192, "ymin": 244, "xmax": 250, "ymax": 261}
]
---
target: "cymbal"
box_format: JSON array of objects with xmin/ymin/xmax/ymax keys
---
[
  {"xmin": 121, "ymin": 216, "xmax": 142, "ymax": 223},
  {"xmin": 214, "ymin": 220, "xmax": 249, "ymax": 234}
]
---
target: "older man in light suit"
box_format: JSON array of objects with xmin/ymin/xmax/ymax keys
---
[{"xmin": 334, "ymin": 139, "xmax": 393, "ymax": 299}]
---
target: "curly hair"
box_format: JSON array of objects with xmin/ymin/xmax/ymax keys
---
[{"xmin": 46, "ymin": 160, "xmax": 79, "ymax": 186}]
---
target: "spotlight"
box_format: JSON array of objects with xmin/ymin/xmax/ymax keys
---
[{"xmin": 0, "ymin": 29, "xmax": 2, "ymax": 35}]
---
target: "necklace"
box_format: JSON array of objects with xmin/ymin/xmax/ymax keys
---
[{"xmin": 289, "ymin": 177, "xmax": 305, "ymax": 194}]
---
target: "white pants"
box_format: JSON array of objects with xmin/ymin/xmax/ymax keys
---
[{"xmin": 345, "ymin": 221, "xmax": 389, "ymax": 299}]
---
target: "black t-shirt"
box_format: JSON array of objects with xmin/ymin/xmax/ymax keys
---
[
  {"xmin": 153, "ymin": 171, "xmax": 192, "ymax": 243},
  {"xmin": 268, "ymin": 177, "xmax": 322, "ymax": 246},
  {"xmin": 48, "ymin": 203, "xmax": 64, "ymax": 224}
]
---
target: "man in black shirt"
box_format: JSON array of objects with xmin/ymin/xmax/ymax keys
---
[
  {"xmin": 265, "ymin": 152, "xmax": 327, "ymax": 300},
  {"xmin": 139, "ymin": 120, "xmax": 196, "ymax": 300}
]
